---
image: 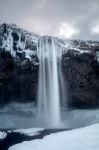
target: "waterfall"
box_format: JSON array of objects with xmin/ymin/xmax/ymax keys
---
[{"xmin": 37, "ymin": 36, "xmax": 66, "ymax": 127}]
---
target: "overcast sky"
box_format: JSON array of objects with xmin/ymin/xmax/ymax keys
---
[{"xmin": 0, "ymin": 0, "xmax": 99, "ymax": 40}]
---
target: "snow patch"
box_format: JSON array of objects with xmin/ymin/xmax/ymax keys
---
[
  {"xmin": 0, "ymin": 131, "xmax": 7, "ymax": 140},
  {"xmin": 13, "ymin": 128, "xmax": 44, "ymax": 136}
]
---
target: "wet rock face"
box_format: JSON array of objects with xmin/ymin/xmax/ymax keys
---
[
  {"xmin": 0, "ymin": 51, "xmax": 39, "ymax": 104},
  {"xmin": 0, "ymin": 49, "xmax": 99, "ymax": 108},
  {"xmin": 62, "ymin": 50, "xmax": 99, "ymax": 108},
  {"xmin": 0, "ymin": 23, "xmax": 40, "ymax": 104}
]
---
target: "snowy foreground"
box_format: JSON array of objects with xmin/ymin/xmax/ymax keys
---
[{"xmin": 9, "ymin": 124, "xmax": 99, "ymax": 150}]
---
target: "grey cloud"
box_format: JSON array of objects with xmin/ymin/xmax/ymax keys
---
[{"xmin": 0, "ymin": 0, "xmax": 99, "ymax": 40}]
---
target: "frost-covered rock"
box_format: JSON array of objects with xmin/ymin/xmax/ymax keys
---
[
  {"xmin": 0, "ymin": 23, "xmax": 39, "ymax": 60},
  {"xmin": 0, "ymin": 23, "xmax": 99, "ymax": 63}
]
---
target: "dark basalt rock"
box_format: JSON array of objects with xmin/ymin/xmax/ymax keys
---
[
  {"xmin": 62, "ymin": 50, "xmax": 99, "ymax": 108},
  {"xmin": 0, "ymin": 51, "xmax": 39, "ymax": 104}
]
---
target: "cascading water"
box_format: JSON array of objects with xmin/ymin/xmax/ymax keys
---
[{"xmin": 37, "ymin": 36, "xmax": 66, "ymax": 127}]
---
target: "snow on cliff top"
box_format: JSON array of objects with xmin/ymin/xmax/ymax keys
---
[{"xmin": 0, "ymin": 23, "xmax": 99, "ymax": 61}]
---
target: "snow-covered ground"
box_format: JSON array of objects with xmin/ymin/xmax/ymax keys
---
[
  {"xmin": 0, "ymin": 131, "xmax": 7, "ymax": 140},
  {"xmin": 9, "ymin": 123, "xmax": 99, "ymax": 150}
]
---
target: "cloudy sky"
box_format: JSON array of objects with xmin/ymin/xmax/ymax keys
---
[{"xmin": 0, "ymin": 0, "xmax": 99, "ymax": 40}]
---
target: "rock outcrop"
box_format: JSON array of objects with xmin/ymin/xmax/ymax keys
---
[
  {"xmin": 0, "ymin": 23, "xmax": 39, "ymax": 104},
  {"xmin": 0, "ymin": 23, "xmax": 99, "ymax": 108},
  {"xmin": 62, "ymin": 49, "xmax": 99, "ymax": 108}
]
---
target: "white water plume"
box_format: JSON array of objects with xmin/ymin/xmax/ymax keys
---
[{"xmin": 37, "ymin": 36, "xmax": 67, "ymax": 127}]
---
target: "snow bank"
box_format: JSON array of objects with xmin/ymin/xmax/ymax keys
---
[
  {"xmin": 13, "ymin": 128, "xmax": 44, "ymax": 136},
  {"xmin": 0, "ymin": 131, "xmax": 7, "ymax": 140},
  {"xmin": 9, "ymin": 124, "xmax": 99, "ymax": 150}
]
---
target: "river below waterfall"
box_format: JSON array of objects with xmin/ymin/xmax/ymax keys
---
[{"xmin": 0, "ymin": 103, "xmax": 99, "ymax": 129}]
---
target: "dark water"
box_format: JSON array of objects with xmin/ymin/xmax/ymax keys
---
[{"xmin": 0, "ymin": 129, "xmax": 67, "ymax": 150}]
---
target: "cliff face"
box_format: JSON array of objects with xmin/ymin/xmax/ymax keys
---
[
  {"xmin": 62, "ymin": 51, "xmax": 99, "ymax": 108},
  {"xmin": 0, "ymin": 23, "xmax": 99, "ymax": 108},
  {"xmin": 0, "ymin": 23, "xmax": 39, "ymax": 104},
  {"xmin": 0, "ymin": 51, "xmax": 39, "ymax": 104},
  {"xmin": 0, "ymin": 23, "xmax": 39, "ymax": 59},
  {"xmin": 60, "ymin": 40, "xmax": 99, "ymax": 108}
]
